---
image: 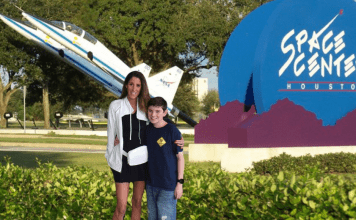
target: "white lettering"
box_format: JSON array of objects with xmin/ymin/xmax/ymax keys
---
[
  {"xmin": 334, "ymin": 31, "xmax": 345, "ymax": 54},
  {"xmin": 322, "ymin": 31, "xmax": 334, "ymax": 54},
  {"xmin": 344, "ymin": 54, "xmax": 355, "ymax": 77},
  {"xmin": 333, "ymin": 54, "xmax": 345, "ymax": 77},
  {"xmin": 279, "ymin": 15, "xmax": 355, "ymax": 80},
  {"xmin": 308, "ymin": 52, "xmax": 320, "ymax": 77},
  {"xmin": 340, "ymin": 84, "xmax": 344, "ymax": 90},
  {"xmin": 352, "ymin": 84, "xmax": 355, "ymax": 90},
  {"xmin": 321, "ymin": 54, "xmax": 333, "ymax": 77},
  {"xmin": 294, "ymin": 53, "xmax": 305, "ymax": 76},
  {"xmin": 315, "ymin": 83, "xmax": 319, "ymax": 90},
  {"xmin": 329, "ymin": 83, "xmax": 333, "ymax": 90},
  {"xmin": 295, "ymin": 30, "xmax": 308, "ymax": 53},
  {"xmin": 308, "ymin": 31, "xmax": 321, "ymax": 53},
  {"xmin": 301, "ymin": 83, "xmax": 306, "ymax": 90},
  {"xmin": 279, "ymin": 30, "xmax": 295, "ymax": 76},
  {"xmin": 287, "ymin": 83, "xmax": 291, "ymax": 89}
]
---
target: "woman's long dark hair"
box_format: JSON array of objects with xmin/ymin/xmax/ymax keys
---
[{"xmin": 120, "ymin": 71, "xmax": 150, "ymax": 112}]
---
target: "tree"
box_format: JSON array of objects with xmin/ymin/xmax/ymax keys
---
[
  {"xmin": 172, "ymin": 81, "xmax": 200, "ymax": 119},
  {"xmin": 1, "ymin": 0, "xmax": 270, "ymax": 126},
  {"xmin": 78, "ymin": 0, "xmax": 240, "ymax": 117},
  {"xmin": 201, "ymin": 90, "xmax": 220, "ymax": 116},
  {"xmin": 79, "ymin": 0, "xmax": 185, "ymax": 71},
  {"xmin": 1, "ymin": 0, "xmax": 114, "ymax": 128},
  {"xmin": 0, "ymin": 1, "xmax": 29, "ymax": 127},
  {"xmin": 0, "ymin": 67, "xmax": 22, "ymax": 127},
  {"xmin": 6, "ymin": 88, "xmax": 23, "ymax": 119},
  {"xmin": 175, "ymin": 0, "xmax": 241, "ymax": 74}
]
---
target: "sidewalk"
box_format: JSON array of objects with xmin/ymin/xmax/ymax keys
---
[
  {"xmin": 0, "ymin": 128, "xmax": 194, "ymax": 136},
  {"xmin": 0, "ymin": 143, "xmax": 189, "ymax": 154},
  {"xmin": 0, "ymin": 135, "xmax": 189, "ymax": 154},
  {"xmin": 0, "ymin": 128, "xmax": 191, "ymax": 154}
]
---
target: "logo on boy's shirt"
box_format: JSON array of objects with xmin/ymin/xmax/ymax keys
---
[{"xmin": 157, "ymin": 137, "xmax": 166, "ymax": 147}]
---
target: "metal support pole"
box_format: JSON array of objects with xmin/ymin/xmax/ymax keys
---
[{"xmin": 23, "ymin": 86, "xmax": 26, "ymax": 133}]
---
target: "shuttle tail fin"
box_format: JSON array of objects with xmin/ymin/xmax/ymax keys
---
[
  {"xmin": 147, "ymin": 66, "xmax": 184, "ymax": 105},
  {"xmin": 130, "ymin": 63, "xmax": 152, "ymax": 79}
]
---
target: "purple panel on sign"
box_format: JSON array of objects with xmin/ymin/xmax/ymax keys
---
[
  {"xmin": 194, "ymin": 101, "xmax": 256, "ymax": 144},
  {"xmin": 228, "ymin": 99, "xmax": 356, "ymax": 148}
]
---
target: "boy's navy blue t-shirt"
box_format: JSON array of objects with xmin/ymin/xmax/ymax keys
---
[{"xmin": 145, "ymin": 122, "xmax": 183, "ymax": 191}]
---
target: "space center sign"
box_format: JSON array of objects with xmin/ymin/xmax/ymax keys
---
[
  {"xmin": 279, "ymin": 10, "xmax": 355, "ymax": 90},
  {"xmin": 219, "ymin": 0, "xmax": 356, "ymax": 126}
]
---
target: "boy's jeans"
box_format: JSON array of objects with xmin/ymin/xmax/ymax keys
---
[{"xmin": 146, "ymin": 184, "xmax": 177, "ymax": 220}]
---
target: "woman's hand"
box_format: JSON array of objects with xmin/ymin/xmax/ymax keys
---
[
  {"xmin": 174, "ymin": 136, "xmax": 184, "ymax": 149},
  {"xmin": 114, "ymin": 136, "xmax": 120, "ymax": 146}
]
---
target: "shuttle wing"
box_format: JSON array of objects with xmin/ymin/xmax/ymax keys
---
[{"xmin": 0, "ymin": 14, "xmax": 123, "ymax": 97}]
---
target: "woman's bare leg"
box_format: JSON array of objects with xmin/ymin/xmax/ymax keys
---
[
  {"xmin": 113, "ymin": 182, "xmax": 130, "ymax": 220},
  {"xmin": 131, "ymin": 181, "xmax": 145, "ymax": 220}
]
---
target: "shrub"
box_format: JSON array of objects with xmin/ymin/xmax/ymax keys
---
[
  {"xmin": 252, "ymin": 152, "xmax": 356, "ymax": 175},
  {"xmin": 1, "ymin": 156, "xmax": 356, "ymax": 219}
]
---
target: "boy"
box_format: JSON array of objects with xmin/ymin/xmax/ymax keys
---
[{"xmin": 145, "ymin": 97, "xmax": 185, "ymax": 220}]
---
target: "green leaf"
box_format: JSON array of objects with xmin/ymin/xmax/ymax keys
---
[
  {"xmin": 346, "ymin": 211, "xmax": 356, "ymax": 217},
  {"xmin": 290, "ymin": 174, "xmax": 296, "ymax": 188},
  {"xmin": 309, "ymin": 201, "xmax": 316, "ymax": 210},
  {"xmin": 271, "ymin": 184, "xmax": 277, "ymax": 193},
  {"xmin": 349, "ymin": 190, "xmax": 356, "ymax": 201},
  {"xmin": 290, "ymin": 208, "xmax": 297, "ymax": 216},
  {"xmin": 67, "ymin": 187, "xmax": 72, "ymax": 196},
  {"xmin": 290, "ymin": 196, "xmax": 301, "ymax": 205},
  {"xmin": 102, "ymin": 208, "xmax": 110, "ymax": 213},
  {"xmin": 277, "ymin": 171, "xmax": 284, "ymax": 182}
]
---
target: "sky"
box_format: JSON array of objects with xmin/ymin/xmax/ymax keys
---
[{"xmin": 199, "ymin": 66, "xmax": 219, "ymax": 91}]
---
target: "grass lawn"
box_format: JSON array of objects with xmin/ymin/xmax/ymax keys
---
[
  {"xmin": 0, "ymin": 133, "xmax": 218, "ymax": 172},
  {"xmin": 0, "ymin": 151, "xmax": 217, "ymax": 173},
  {"xmin": 0, "ymin": 151, "xmax": 110, "ymax": 172},
  {"xmin": 1, "ymin": 133, "xmax": 193, "ymax": 147},
  {"xmin": 0, "ymin": 137, "xmax": 107, "ymax": 145}
]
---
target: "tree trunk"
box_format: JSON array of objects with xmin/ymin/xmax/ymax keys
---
[
  {"xmin": 0, "ymin": 81, "xmax": 18, "ymax": 128},
  {"xmin": 0, "ymin": 79, "xmax": 6, "ymax": 127},
  {"xmin": 0, "ymin": 107, "xmax": 6, "ymax": 128},
  {"xmin": 42, "ymin": 83, "xmax": 50, "ymax": 129},
  {"xmin": 131, "ymin": 42, "xmax": 143, "ymax": 66}
]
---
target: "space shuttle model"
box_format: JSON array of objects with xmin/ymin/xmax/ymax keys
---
[{"xmin": 0, "ymin": 9, "xmax": 197, "ymax": 127}]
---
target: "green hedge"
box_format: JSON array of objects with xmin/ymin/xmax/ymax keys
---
[
  {"xmin": 1, "ymin": 156, "xmax": 356, "ymax": 219},
  {"xmin": 252, "ymin": 152, "xmax": 356, "ymax": 175}
]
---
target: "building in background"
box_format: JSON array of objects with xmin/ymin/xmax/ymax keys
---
[{"xmin": 192, "ymin": 78, "xmax": 208, "ymax": 101}]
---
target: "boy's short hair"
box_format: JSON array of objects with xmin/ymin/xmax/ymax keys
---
[{"xmin": 147, "ymin": 97, "xmax": 167, "ymax": 111}]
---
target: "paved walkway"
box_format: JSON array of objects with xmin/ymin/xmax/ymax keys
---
[
  {"xmin": 0, "ymin": 128, "xmax": 194, "ymax": 135},
  {"xmin": 0, "ymin": 142, "xmax": 189, "ymax": 154},
  {"xmin": 0, "ymin": 131, "xmax": 189, "ymax": 154}
]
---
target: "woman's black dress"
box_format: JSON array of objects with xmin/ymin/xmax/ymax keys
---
[{"xmin": 111, "ymin": 112, "xmax": 148, "ymax": 183}]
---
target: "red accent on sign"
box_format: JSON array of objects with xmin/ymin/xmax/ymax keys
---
[{"xmin": 340, "ymin": 9, "xmax": 343, "ymax": 15}]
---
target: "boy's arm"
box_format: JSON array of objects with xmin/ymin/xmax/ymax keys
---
[{"xmin": 175, "ymin": 152, "xmax": 185, "ymax": 199}]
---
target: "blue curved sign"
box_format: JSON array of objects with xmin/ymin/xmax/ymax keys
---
[{"xmin": 219, "ymin": 0, "xmax": 356, "ymax": 125}]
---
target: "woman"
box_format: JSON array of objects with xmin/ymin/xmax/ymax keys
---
[{"xmin": 106, "ymin": 71, "xmax": 184, "ymax": 220}]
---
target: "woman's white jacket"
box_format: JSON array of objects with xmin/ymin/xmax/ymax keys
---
[{"xmin": 106, "ymin": 97, "xmax": 148, "ymax": 172}]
